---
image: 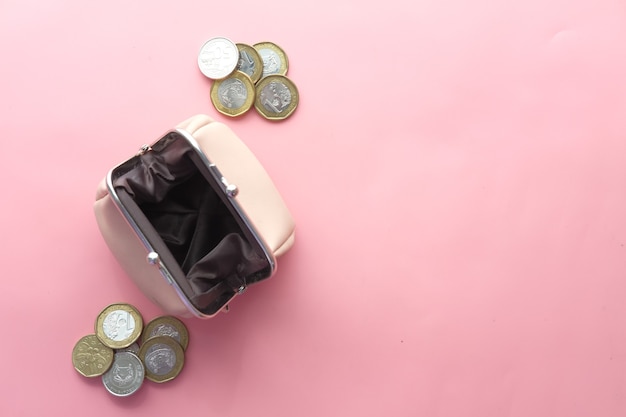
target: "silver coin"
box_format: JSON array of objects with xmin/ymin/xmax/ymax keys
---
[
  {"xmin": 144, "ymin": 342, "xmax": 177, "ymax": 376},
  {"xmin": 102, "ymin": 352, "xmax": 145, "ymax": 397},
  {"xmin": 198, "ymin": 37, "xmax": 239, "ymax": 80}
]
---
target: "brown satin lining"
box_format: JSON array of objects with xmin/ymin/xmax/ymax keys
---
[{"xmin": 111, "ymin": 132, "xmax": 271, "ymax": 315}]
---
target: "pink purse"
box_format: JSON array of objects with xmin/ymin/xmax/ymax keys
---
[{"xmin": 94, "ymin": 115, "xmax": 295, "ymax": 318}]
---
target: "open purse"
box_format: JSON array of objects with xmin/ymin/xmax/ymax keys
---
[{"xmin": 94, "ymin": 115, "xmax": 295, "ymax": 318}]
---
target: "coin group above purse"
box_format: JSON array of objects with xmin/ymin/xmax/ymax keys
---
[{"xmin": 198, "ymin": 37, "xmax": 299, "ymax": 120}]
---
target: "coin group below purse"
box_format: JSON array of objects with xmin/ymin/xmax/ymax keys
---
[{"xmin": 72, "ymin": 303, "xmax": 189, "ymax": 397}]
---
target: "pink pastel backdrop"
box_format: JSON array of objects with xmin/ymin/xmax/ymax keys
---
[{"xmin": 1, "ymin": 1, "xmax": 625, "ymax": 416}]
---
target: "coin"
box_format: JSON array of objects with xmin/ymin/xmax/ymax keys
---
[
  {"xmin": 138, "ymin": 335, "xmax": 185, "ymax": 383},
  {"xmin": 116, "ymin": 342, "xmax": 140, "ymax": 355},
  {"xmin": 254, "ymin": 75, "xmax": 299, "ymax": 121},
  {"xmin": 198, "ymin": 37, "xmax": 239, "ymax": 80},
  {"xmin": 210, "ymin": 71, "xmax": 256, "ymax": 117},
  {"xmin": 142, "ymin": 316, "xmax": 189, "ymax": 351},
  {"xmin": 95, "ymin": 303, "xmax": 143, "ymax": 349},
  {"xmin": 253, "ymin": 42, "xmax": 289, "ymax": 78},
  {"xmin": 102, "ymin": 352, "xmax": 145, "ymax": 397},
  {"xmin": 72, "ymin": 334, "xmax": 114, "ymax": 377},
  {"xmin": 235, "ymin": 43, "xmax": 263, "ymax": 84}
]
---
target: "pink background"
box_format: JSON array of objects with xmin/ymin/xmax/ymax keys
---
[{"xmin": 1, "ymin": 1, "xmax": 625, "ymax": 416}]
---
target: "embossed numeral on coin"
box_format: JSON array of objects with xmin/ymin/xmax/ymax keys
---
[{"xmin": 95, "ymin": 303, "xmax": 144, "ymax": 349}]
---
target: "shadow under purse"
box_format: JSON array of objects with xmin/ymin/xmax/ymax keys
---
[{"xmin": 94, "ymin": 115, "xmax": 295, "ymax": 318}]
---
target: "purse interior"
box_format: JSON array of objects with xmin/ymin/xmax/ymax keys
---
[{"xmin": 110, "ymin": 131, "xmax": 272, "ymax": 315}]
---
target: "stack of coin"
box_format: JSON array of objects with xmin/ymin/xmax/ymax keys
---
[
  {"xmin": 72, "ymin": 303, "xmax": 189, "ymax": 397},
  {"xmin": 198, "ymin": 37, "xmax": 299, "ymax": 121}
]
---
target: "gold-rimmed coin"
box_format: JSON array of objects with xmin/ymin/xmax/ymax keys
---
[
  {"xmin": 210, "ymin": 70, "xmax": 256, "ymax": 117},
  {"xmin": 253, "ymin": 42, "xmax": 289, "ymax": 78},
  {"xmin": 95, "ymin": 303, "xmax": 143, "ymax": 349},
  {"xmin": 138, "ymin": 335, "xmax": 185, "ymax": 383},
  {"xmin": 236, "ymin": 43, "xmax": 263, "ymax": 84},
  {"xmin": 142, "ymin": 316, "xmax": 189, "ymax": 351},
  {"xmin": 72, "ymin": 334, "xmax": 114, "ymax": 377},
  {"xmin": 254, "ymin": 75, "xmax": 299, "ymax": 121}
]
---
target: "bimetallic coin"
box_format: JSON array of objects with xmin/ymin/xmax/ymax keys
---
[
  {"xmin": 102, "ymin": 352, "xmax": 145, "ymax": 397},
  {"xmin": 116, "ymin": 342, "xmax": 140, "ymax": 355},
  {"xmin": 198, "ymin": 37, "xmax": 239, "ymax": 80},
  {"xmin": 138, "ymin": 335, "xmax": 185, "ymax": 383},
  {"xmin": 210, "ymin": 71, "xmax": 256, "ymax": 117},
  {"xmin": 254, "ymin": 75, "xmax": 299, "ymax": 121},
  {"xmin": 95, "ymin": 303, "xmax": 143, "ymax": 349},
  {"xmin": 235, "ymin": 43, "xmax": 263, "ymax": 84},
  {"xmin": 72, "ymin": 334, "xmax": 114, "ymax": 377},
  {"xmin": 142, "ymin": 316, "xmax": 189, "ymax": 351},
  {"xmin": 253, "ymin": 42, "xmax": 289, "ymax": 78}
]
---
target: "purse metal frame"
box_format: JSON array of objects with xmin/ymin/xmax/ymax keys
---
[{"xmin": 105, "ymin": 128, "xmax": 277, "ymax": 318}]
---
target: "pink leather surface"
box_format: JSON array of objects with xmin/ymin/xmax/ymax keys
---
[{"xmin": 1, "ymin": 1, "xmax": 625, "ymax": 416}]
